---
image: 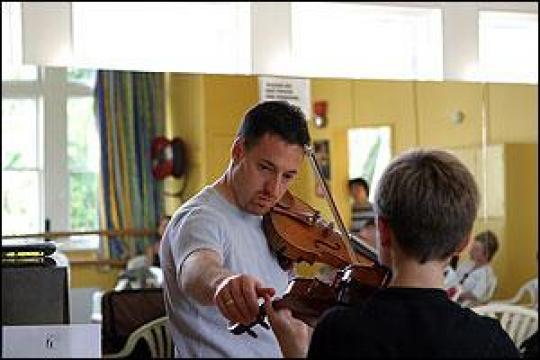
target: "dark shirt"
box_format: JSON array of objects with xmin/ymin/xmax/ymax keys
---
[{"xmin": 308, "ymin": 287, "xmax": 520, "ymax": 358}]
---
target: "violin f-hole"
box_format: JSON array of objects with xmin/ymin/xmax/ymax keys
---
[{"xmin": 315, "ymin": 239, "xmax": 341, "ymax": 251}]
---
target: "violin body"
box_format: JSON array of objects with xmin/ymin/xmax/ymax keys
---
[
  {"xmin": 229, "ymin": 263, "xmax": 392, "ymax": 336},
  {"xmin": 274, "ymin": 263, "xmax": 391, "ymax": 326},
  {"xmin": 263, "ymin": 191, "xmax": 375, "ymax": 270},
  {"xmin": 230, "ymin": 189, "xmax": 392, "ymax": 337}
]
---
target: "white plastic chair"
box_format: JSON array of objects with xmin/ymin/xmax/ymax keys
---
[
  {"xmin": 472, "ymin": 303, "xmax": 538, "ymax": 348},
  {"xmin": 494, "ymin": 278, "xmax": 538, "ymax": 308},
  {"xmin": 103, "ymin": 316, "xmax": 173, "ymax": 358}
]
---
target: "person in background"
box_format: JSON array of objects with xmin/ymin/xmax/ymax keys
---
[
  {"xmin": 160, "ymin": 100, "xmax": 311, "ymax": 357},
  {"xmin": 348, "ymin": 177, "xmax": 371, "ymax": 230},
  {"xmin": 264, "ymin": 148, "xmax": 519, "ymax": 358},
  {"xmin": 351, "ymin": 203, "xmax": 377, "ymax": 249},
  {"xmin": 348, "ymin": 177, "xmax": 377, "ymax": 247},
  {"xmin": 146, "ymin": 215, "xmax": 171, "ymax": 267},
  {"xmin": 450, "ymin": 230, "xmax": 500, "ymax": 306}
]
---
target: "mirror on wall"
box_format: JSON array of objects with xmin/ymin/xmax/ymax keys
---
[{"xmin": 347, "ymin": 126, "xmax": 392, "ymax": 204}]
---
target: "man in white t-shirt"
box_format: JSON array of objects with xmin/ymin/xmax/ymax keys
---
[{"xmin": 160, "ymin": 101, "xmax": 311, "ymax": 357}]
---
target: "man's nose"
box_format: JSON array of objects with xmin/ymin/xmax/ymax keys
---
[{"xmin": 264, "ymin": 175, "xmax": 281, "ymax": 197}]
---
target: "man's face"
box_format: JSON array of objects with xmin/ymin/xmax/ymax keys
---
[
  {"xmin": 230, "ymin": 133, "xmax": 304, "ymax": 216},
  {"xmin": 469, "ymin": 240, "xmax": 488, "ymax": 263}
]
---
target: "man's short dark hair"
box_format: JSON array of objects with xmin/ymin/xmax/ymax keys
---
[
  {"xmin": 474, "ymin": 230, "xmax": 499, "ymax": 262},
  {"xmin": 348, "ymin": 177, "xmax": 370, "ymax": 197},
  {"xmin": 374, "ymin": 149, "xmax": 479, "ymax": 263},
  {"xmin": 236, "ymin": 101, "xmax": 311, "ymax": 149}
]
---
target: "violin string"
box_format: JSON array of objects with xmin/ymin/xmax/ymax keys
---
[{"xmin": 304, "ymin": 145, "xmax": 358, "ymax": 265}]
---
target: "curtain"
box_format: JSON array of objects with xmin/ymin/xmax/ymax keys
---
[{"xmin": 95, "ymin": 71, "xmax": 165, "ymax": 260}]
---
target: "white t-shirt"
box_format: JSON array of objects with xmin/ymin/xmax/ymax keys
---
[
  {"xmin": 453, "ymin": 260, "xmax": 497, "ymax": 302},
  {"xmin": 160, "ymin": 186, "xmax": 289, "ymax": 358}
]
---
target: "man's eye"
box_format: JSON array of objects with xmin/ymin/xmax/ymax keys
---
[
  {"xmin": 283, "ymin": 173, "xmax": 295, "ymax": 181},
  {"xmin": 258, "ymin": 164, "xmax": 271, "ymax": 171}
]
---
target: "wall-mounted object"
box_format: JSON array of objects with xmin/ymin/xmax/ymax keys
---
[
  {"xmin": 450, "ymin": 110, "xmax": 465, "ymax": 124},
  {"xmin": 151, "ymin": 137, "xmax": 187, "ymax": 180},
  {"xmin": 313, "ymin": 101, "xmax": 328, "ymax": 128}
]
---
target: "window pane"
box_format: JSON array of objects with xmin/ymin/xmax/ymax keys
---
[
  {"xmin": 69, "ymin": 172, "xmax": 98, "ymax": 230},
  {"xmin": 72, "ymin": 2, "xmax": 251, "ymax": 73},
  {"xmin": 2, "ymin": 99, "xmax": 39, "ymax": 169},
  {"xmin": 2, "ymin": 171, "xmax": 40, "ymax": 235},
  {"xmin": 479, "ymin": 11, "xmax": 538, "ymax": 84},
  {"xmin": 1, "ymin": 2, "xmax": 38, "ymax": 81},
  {"xmin": 2, "ymin": 64, "xmax": 39, "ymax": 82},
  {"xmin": 291, "ymin": 3, "xmax": 442, "ymax": 80},
  {"xmin": 67, "ymin": 95, "xmax": 99, "ymax": 231},
  {"xmin": 67, "ymin": 68, "xmax": 97, "ymax": 88},
  {"xmin": 67, "ymin": 97, "xmax": 99, "ymax": 171}
]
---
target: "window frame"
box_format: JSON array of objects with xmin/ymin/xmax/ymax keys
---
[
  {"xmin": 478, "ymin": 10, "xmax": 538, "ymax": 84},
  {"xmin": 2, "ymin": 66, "xmax": 99, "ymax": 251}
]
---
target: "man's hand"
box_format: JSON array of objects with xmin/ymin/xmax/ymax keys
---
[
  {"xmin": 214, "ymin": 274, "xmax": 275, "ymax": 326},
  {"xmin": 181, "ymin": 249, "xmax": 276, "ymax": 326},
  {"xmin": 263, "ymin": 294, "xmax": 312, "ymax": 358}
]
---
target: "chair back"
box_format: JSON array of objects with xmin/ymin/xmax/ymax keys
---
[
  {"xmin": 103, "ymin": 316, "xmax": 174, "ymax": 358},
  {"xmin": 496, "ymin": 278, "xmax": 538, "ymax": 308},
  {"xmin": 101, "ymin": 288, "xmax": 165, "ymax": 354},
  {"xmin": 472, "ymin": 303, "xmax": 538, "ymax": 348}
]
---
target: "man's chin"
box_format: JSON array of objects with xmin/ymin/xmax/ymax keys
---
[{"xmin": 249, "ymin": 203, "xmax": 272, "ymax": 216}]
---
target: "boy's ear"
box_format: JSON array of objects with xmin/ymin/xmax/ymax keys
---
[{"xmin": 377, "ymin": 217, "xmax": 392, "ymax": 248}]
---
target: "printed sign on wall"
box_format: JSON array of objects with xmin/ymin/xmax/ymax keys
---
[{"xmin": 258, "ymin": 76, "xmax": 311, "ymax": 118}]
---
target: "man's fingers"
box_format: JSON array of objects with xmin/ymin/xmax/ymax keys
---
[
  {"xmin": 229, "ymin": 278, "xmax": 253, "ymax": 323},
  {"xmin": 257, "ymin": 286, "xmax": 276, "ymax": 298}
]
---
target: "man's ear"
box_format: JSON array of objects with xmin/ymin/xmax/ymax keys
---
[
  {"xmin": 231, "ymin": 137, "xmax": 245, "ymax": 164},
  {"xmin": 377, "ymin": 217, "xmax": 392, "ymax": 248}
]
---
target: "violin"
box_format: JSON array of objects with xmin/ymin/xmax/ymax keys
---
[{"xmin": 229, "ymin": 145, "xmax": 392, "ymax": 337}]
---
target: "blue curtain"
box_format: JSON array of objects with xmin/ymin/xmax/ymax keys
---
[{"xmin": 95, "ymin": 71, "xmax": 165, "ymax": 259}]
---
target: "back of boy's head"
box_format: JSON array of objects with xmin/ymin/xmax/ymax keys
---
[
  {"xmin": 474, "ymin": 230, "xmax": 499, "ymax": 261},
  {"xmin": 374, "ymin": 149, "xmax": 479, "ymax": 263}
]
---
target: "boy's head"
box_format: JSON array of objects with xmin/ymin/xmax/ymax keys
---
[
  {"xmin": 349, "ymin": 177, "xmax": 370, "ymax": 204},
  {"xmin": 470, "ymin": 230, "xmax": 499, "ymax": 263},
  {"xmin": 374, "ymin": 149, "xmax": 479, "ymax": 264}
]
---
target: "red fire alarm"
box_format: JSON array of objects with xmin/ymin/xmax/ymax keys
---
[{"xmin": 313, "ymin": 101, "xmax": 327, "ymax": 128}]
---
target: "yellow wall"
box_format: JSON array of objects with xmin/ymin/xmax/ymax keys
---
[
  {"xmin": 502, "ymin": 144, "xmax": 538, "ymax": 297},
  {"xmin": 166, "ymin": 75, "xmax": 537, "ymax": 299},
  {"xmin": 67, "ymin": 250, "xmax": 123, "ymax": 289}
]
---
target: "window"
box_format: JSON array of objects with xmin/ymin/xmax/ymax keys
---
[
  {"xmin": 2, "ymin": 66, "xmax": 99, "ymax": 249},
  {"xmin": 2, "ymin": 66, "xmax": 99, "ymax": 246},
  {"xmin": 479, "ymin": 11, "xmax": 538, "ymax": 84},
  {"xmin": 71, "ymin": 2, "xmax": 251, "ymax": 73},
  {"xmin": 2, "ymin": 98, "xmax": 42, "ymax": 235},
  {"xmin": 291, "ymin": 3, "xmax": 443, "ymax": 80}
]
